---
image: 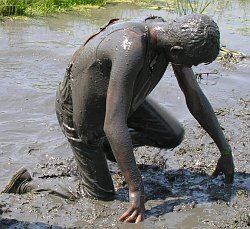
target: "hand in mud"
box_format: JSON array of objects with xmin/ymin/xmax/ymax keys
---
[
  {"xmin": 119, "ymin": 190, "xmax": 145, "ymax": 223},
  {"xmin": 212, "ymin": 154, "xmax": 234, "ymax": 184}
]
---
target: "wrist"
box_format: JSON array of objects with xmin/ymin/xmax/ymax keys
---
[
  {"xmin": 129, "ymin": 183, "xmax": 144, "ymax": 193},
  {"xmin": 221, "ymin": 148, "xmax": 232, "ymax": 156},
  {"xmin": 129, "ymin": 180, "xmax": 144, "ymax": 193},
  {"xmin": 129, "ymin": 189, "xmax": 145, "ymax": 202},
  {"xmin": 127, "ymin": 171, "xmax": 143, "ymax": 192}
]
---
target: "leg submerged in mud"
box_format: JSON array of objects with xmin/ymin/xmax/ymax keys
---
[
  {"xmin": 1, "ymin": 168, "xmax": 32, "ymax": 194},
  {"xmin": 1, "ymin": 168, "xmax": 78, "ymax": 201}
]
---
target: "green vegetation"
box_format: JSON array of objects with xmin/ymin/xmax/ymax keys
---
[
  {"xmin": 150, "ymin": 0, "xmax": 211, "ymax": 15},
  {"xmin": 0, "ymin": 0, "xmax": 107, "ymax": 16},
  {"xmin": 0, "ymin": 0, "xmax": 247, "ymax": 17},
  {"xmin": 218, "ymin": 47, "xmax": 247, "ymax": 65},
  {"xmin": 175, "ymin": 0, "xmax": 211, "ymax": 15},
  {"xmin": 0, "ymin": 0, "xmax": 213, "ymax": 17}
]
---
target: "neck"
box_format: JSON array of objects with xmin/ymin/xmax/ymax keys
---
[
  {"xmin": 147, "ymin": 22, "xmax": 173, "ymax": 53},
  {"xmin": 148, "ymin": 26, "xmax": 157, "ymax": 49}
]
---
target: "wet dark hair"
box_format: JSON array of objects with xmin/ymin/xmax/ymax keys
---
[{"xmin": 170, "ymin": 14, "xmax": 220, "ymax": 64}]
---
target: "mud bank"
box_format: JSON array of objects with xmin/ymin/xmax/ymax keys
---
[{"xmin": 0, "ymin": 93, "xmax": 249, "ymax": 228}]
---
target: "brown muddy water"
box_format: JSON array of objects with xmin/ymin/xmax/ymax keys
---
[{"xmin": 0, "ymin": 1, "xmax": 249, "ymax": 228}]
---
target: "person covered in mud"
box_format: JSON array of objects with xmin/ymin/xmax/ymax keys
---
[{"xmin": 2, "ymin": 14, "xmax": 234, "ymax": 223}]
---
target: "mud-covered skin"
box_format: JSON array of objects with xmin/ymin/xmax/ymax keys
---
[
  {"xmin": 56, "ymin": 14, "xmax": 234, "ymax": 223},
  {"xmin": 172, "ymin": 66, "xmax": 234, "ymax": 184}
]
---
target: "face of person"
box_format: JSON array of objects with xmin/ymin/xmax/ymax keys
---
[
  {"xmin": 169, "ymin": 50, "xmax": 202, "ymax": 68},
  {"xmin": 169, "ymin": 46, "xmax": 214, "ymax": 68}
]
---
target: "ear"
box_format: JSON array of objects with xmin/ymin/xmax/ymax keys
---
[
  {"xmin": 170, "ymin": 46, "xmax": 184, "ymax": 55},
  {"xmin": 169, "ymin": 46, "xmax": 184, "ymax": 62}
]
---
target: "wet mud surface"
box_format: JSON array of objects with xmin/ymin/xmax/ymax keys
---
[{"xmin": 0, "ymin": 1, "xmax": 250, "ymax": 228}]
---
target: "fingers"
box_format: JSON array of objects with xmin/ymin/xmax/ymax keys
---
[
  {"xmin": 212, "ymin": 167, "xmax": 234, "ymax": 184},
  {"xmin": 124, "ymin": 209, "xmax": 138, "ymax": 223},
  {"xmin": 119, "ymin": 207, "xmax": 133, "ymax": 222},
  {"xmin": 212, "ymin": 167, "xmax": 221, "ymax": 178},
  {"xmin": 225, "ymin": 171, "xmax": 234, "ymax": 184},
  {"xmin": 135, "ymin": 213, "xmax": 144, "ymax": 223},
  {"xmin": 119, "ymin": 208, "xmax": 144, "ymax": 223}
]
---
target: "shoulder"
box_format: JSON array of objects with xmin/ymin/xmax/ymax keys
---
[
  {"xmin": 145, "ymin": 15, "xmax": 165, "ymax": 22},
  {"xmin": 97, "ymin": 22, "xmax": 148, "ymax": 61},
  {"xmin": 103, "ymin": 20, "xmax": 148, "ymax": 39}
]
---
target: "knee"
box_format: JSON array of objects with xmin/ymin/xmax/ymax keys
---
[
  {"xmin": 83, "ymin": 185, "xmax": 115, "ymax": 201},
  {"xmin": 158, "ymin": 126, "xmax": 184, "ymax": 149},
  {"xmin": 171, "ymin": 126, "xmax": 185, "ymax": 148}
]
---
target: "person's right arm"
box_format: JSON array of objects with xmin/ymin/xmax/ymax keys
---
[{"xmin": 103, "ymin": 30, "xmax": 146, "ymax": 223}]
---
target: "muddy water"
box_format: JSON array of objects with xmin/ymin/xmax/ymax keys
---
[{"xmin": 0, "ymin": 1, "xmax": 249, "ymax": 228}]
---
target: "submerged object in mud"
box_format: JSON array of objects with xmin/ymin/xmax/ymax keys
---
[{"xmin": 218, "ymin": 47, "xmax": 247, "ymax": 65}]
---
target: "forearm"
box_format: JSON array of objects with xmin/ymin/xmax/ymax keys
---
[
  {"xmin": 173, "ymin": 65, "xmax": 231, "ymax": 156},
  {"xmin": 187, "ymin": 91, "xmax": 231, "ymax": 155},
  {"xmin": 105, "ymin": 127, "xmax": 144, "ymax": 192}
]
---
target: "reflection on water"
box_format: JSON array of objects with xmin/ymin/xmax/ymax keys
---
[{"xmin": 0, "ymin": 1, "xmax": 249, "ymax": 90}]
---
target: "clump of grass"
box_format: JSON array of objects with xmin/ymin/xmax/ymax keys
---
[
  {"xmin": 218, "ymin": 47, "xmax": 247, "ymax": 65},
  {"xmin": 175, "ymin": 0, "xmax": 211, "ymax": 16},
  {"xmin": 0, "ymin": 0, "xmax": 29, "ymax": 16},
  {"xmin": 158, "ymin": 0, "xmax": 211, "ymax": 15},
  {"xmin": 0, "ymin": 0, "xmax": 107, "ymax": 16}
]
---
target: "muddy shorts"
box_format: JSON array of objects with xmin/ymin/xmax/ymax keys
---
[{"xmin": 55, "ymin": 67, "xmax": 115, "ymax": 200}]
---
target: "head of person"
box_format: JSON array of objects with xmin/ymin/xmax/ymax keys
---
[{"xmin": 157, "ymin": 14, "xmax": 220, "ymax": 67}]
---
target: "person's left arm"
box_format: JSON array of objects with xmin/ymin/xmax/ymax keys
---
[{"xmin": 172, "ymin": 64, "xmax": 234, "ymax": 183}]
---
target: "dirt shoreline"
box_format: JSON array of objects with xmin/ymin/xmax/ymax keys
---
[{"xmin": 0, "ymin": 71, "xmax": 249, "ymax": 228}]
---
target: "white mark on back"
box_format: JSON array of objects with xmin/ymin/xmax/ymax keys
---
[{"xmin": 122, "ymin": 36, "xmax": 132, "ymax": 50}]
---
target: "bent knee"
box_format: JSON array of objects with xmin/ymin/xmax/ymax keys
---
[
  {"xmin": 158, "ymin": 126, "xmax": 184, "ymax": 149},
  {"xmin": 171, "ymin": 127, "xmax": 185, "ymax": 148}
]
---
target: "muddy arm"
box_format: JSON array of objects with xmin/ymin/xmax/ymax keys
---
[
  {"xmin": 104, "ymin": 32, "xmax": 146, "ymax": 222},
  {"xmin": 104, "ymin": 57, "xmax": 143, "ymax": 193},
  {"xmin": 172, "ymin": 65, "xmax": 234, "ymax": 183}
]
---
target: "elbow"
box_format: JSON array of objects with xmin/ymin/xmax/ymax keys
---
[
  {"xmin": 103, "ymin": 120, "xmax": 119, "ymax": 140},
  {"xmin": 186, "ymin": 93, "xmax": 203, "ymax": 115},
  {"xmin": 103, "ymin": 121, "xmax": 113, "ymax": 138},
  {"xmin": 186, "ymin": 99, "xmax": 202, "ymax": 118},
  {"xmin": 104, "ymin": 119, "xmax": 128, "ymax": 143},
  {"xmin": 186, "ymin": 93, "xmax": 211, "ymax": 123}
]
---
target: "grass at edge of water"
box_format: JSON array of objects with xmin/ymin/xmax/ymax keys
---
[
  {"xmin": 0, "ymin": 0, "xmax": 110, "ymax": 17},
  {"xmin": 0, "ymin": 0, "xmax": 208, "ymax": 17},
  {"xmin": 0, "ymin": 0, "xmax": 157, "ymax": 17}
]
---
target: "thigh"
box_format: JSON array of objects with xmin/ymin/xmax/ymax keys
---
[
  {"xmin": 56, "ymin": 87, "xmax": 114, "ymax": 200},
  {"xmin": 70, "ymin": 139, "xmax": 115, "ymax": 200},
  {"xmin": 128, "ymin": 97, "xmax": 184, "ymax": 148}
]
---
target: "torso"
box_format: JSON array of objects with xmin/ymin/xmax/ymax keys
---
[{"xmin": 60, "ymin": 18, "xmax": 168, "ymax": 137}]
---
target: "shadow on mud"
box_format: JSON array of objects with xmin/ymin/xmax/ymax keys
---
[
  {"xmin": 0, "ymin": 218, "xmax": 65, "ymax": 229},
  {"xmin": 115, "ymin": 164, "xmax": 250, "ymax": 219},
  {"xmin": 0, "ymin": 163, "xmax": 249, "ymax": 228}
]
